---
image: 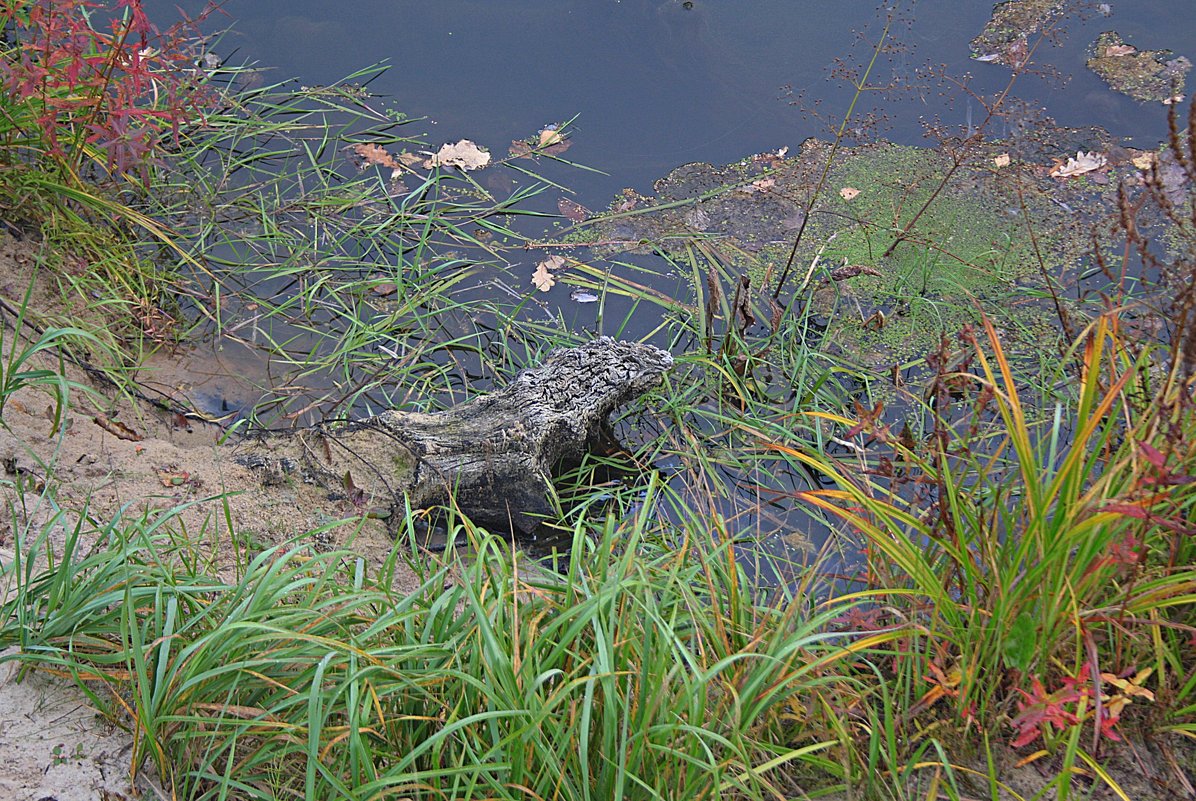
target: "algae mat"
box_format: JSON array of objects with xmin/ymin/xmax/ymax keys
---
[{"xmin": 569, "ymin": 127, "xmax": 1147, "ymax": 373}]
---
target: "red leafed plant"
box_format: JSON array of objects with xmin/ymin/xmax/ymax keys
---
[
  {"xmin": 1010, "ymin": 665, "xmax": 1155, "ymax": 749},
  {"xmin": 0, "ymin": 0, "xmax": 219, "ymax": 184}
]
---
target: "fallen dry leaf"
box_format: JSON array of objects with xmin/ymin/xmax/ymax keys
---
[
  {"xmin": 1105, "ymin": 44, "xmax": 1137, "ymax": 57},
  {"xmin": 346, "ymin": 143, "xmax": 400, "ymax": 171},
  {"xmin": 1131, "ymin": 151, "xmax": 1157, "ymax": 170},
  {"xmin": 538, "ymin": 127, "xmax": 564, "ymax": 147},
  {"xmin": 531, "ymin": 254, "xmax": 566, "ymax": 292},
  {"xmin": 397, "ymin": 151, "xmax": 424, "ymax": 167},
  {"xmin": 93, "ymin": 414, "xmax": 142, "ymax": 442},
  {"xmin": 158, "ymin": 470, "xmax": 191, "ymax": 487},
  {"xmin": 829, "ymin": 264, "xmax": 882, "ymax": 281},
  {"xmin": 531, "ymin": 263, "xmax": 555, "ymax": 292},
  {"xmin": 1050, "ymin": 150, "xmax": 1107, "ymax": 178},
  {"xmin": 993, "ymin": 153, "xmax": 1011, "ymax": 168},
  {"xmin": 425, "ymin": 140, "xmax": 491, "ymax": 171},
  {"xmin": 558, "ymin": 198, "xmax": 590, "ymax": 222},
  {"xmin": 839, "ymin": 187, "xmax": 860, "ymax": 201}
]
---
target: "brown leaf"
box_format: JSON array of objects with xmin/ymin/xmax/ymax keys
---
[
  {"xmin": 397, "ymin": 151, "xmax": 424, "ymax": 167},
  {"xmin": 839, "ymin": 187, "xmax": 860, "ymax": 201},
  {"xmin": 1049, "ymin": 150, "xmax": 1106, "ymax": 178},
  {"xmin": 1104, "ymin": 44, "xmax": 1137, "ymax": 57},
  {"xmin": 509, "ymin": 139, "xmax": 535, "ymax": 159},
  {"xmin": 425, "ymin": 140, "xmax": 491, "ymax": 171},
  {"xmin": 531, "ymin": 262, "xmax": 556, "ymax": 292},
  {"xmin": 347, "ymin": 143, "xmax": 400, "ymax": 170},
  {"xmin": 830, "ymin": 264, "xmax": 882, "ymax": 281},
  {"xmin": 1131, "ymin": 151, "xmax": 1157, "ymax": 170},
  {"xmin": 93, "ymin": 414, "xmax": 142, "ymax": 442},
  {"xmin": 732, "ymin": 275, "xmax": 755, "ymax": 333},
  {"xmin": 531, "ymin": 255, "xmax": 566, "ymax": 292},
  {"xmin": 538, "ymin": 127, "xmax": 564, "ymax": 147},
  {"xmin": 158, "ymin": 470, "xmax": 191, "ymax": 487},
  {"xmin": 558, "ymin": 198, "xmax": 590, "ymax": 222}
]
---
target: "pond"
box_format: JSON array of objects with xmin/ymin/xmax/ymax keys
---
[
  {"xmin": 146, "ymin": 0, "xmax": 1192, "ymax": 201},
  {"xmin": 135, "ymin": 0, "xmax": 1193, "ymax": 572}
]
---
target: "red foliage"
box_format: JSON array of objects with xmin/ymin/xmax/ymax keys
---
[{"xmin": 0, "ymin": 0, "xmax": 221, "ymax": 182}]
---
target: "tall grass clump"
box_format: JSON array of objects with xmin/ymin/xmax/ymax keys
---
[
  {"xmin": 778, "ymin": 140, "xmax": 1196, "ymax": 786},
  {"xmin": 0, "ymin": 480, "xmax": 893, "ymax": 801},
  {"xmin": 0, "ymin": 0, "xmax": 221, "ymax": 345}
]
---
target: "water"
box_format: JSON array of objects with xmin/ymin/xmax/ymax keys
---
[
  {"xmin": 135, "ymin": 0, "xmax": 1193, "ymax": 567},
  {"xmin": 148, "ymin": 0, "xmax": 1193, "ymax": 204}
]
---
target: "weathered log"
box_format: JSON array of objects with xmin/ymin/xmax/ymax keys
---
[{"xmin": 234, "ymin": 337, "xmax": 673, "ymax": 534}]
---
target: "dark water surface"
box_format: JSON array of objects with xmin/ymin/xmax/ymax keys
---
[{"xmin": 150, "ymin": 1, "xmax": 1194, "ymax": 204}]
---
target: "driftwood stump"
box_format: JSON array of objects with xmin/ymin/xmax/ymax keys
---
[{"xmin": 234, "ymin": 338, "xmax": 673, "ymax": 534}]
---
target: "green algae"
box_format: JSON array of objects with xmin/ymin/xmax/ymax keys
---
[
  {"xmin": 970, "ymin": 0, "xmax": 1066, "ymax": 66},
  {"xmin": 1086, "ymin": 31, "xmax": 1190, "ymax": 104},
  {"xmin": 569, "ymin": 134, "xmax": 1128, "ymax": 372}
]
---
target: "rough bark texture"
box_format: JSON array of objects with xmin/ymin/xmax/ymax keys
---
[{"xmin": 234, "ymin": 338, "xmax": 673, "ymax": 534}]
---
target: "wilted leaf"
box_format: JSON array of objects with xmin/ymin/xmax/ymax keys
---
[
  {"xmin": 425, "ymin": 139, "xmax": 491, "ymax": 171},
  {"xmin": 1105, "ymin": 44, "xmax": 1137, "ymax": 57},
  {"xmin": 1131, "ymin": 151, "xmax": 1157, "ymax": 170},
  {"xmin": 684, "ymin": 207, "xmax": 711, "ymax": 230},
  {"xmin": 397, "ymin": 151, "xmax": 423, "ymax": 167},
  {"xmin": 531, "ymin": 263, "xmax": 555, "ymax": 292},
  {"xmin": 613, "ymin": 188, "xmax": 641, "ymax": 212},
  {"xmin": 509, "ymin": 139, "xmax": 534, "ymax": 158},
  {"xmin": 539, "ymin": 126, "xmax": 564, "ymax": 147},
  {"xmin": 158, "ymin": 470, "xmax": 191, "ymax": 487},
  {"xmin": 531, "ymin": 255, "xmax": 566, "ymax": 292},
  {"xmin": 558, "ymin": 198, "xmax": 590, "ymax": 222},
  {"xmin": 745, "ymin": 177, "xmax": 776, "ymax": 193},
  {"xmin": 93, "ymin": 414, "xmax": 142, "ymax": 442},
  {"xmin": 993, "ymin": 153, "xmax": 1011, "ymax": 168},
  {"xmin": 1049, "ymin": 150, "xmax": 1107, "ymax": 178},
  {"xmin": 829, "ymin": 264, "xmax": 882, "ymax": 281},
  {"xmin": 839, "ymin": 186, "xmax": 860, "ymax": 201},
  {"xmin": 346, "ymin": 143, "xmax": 400, "ymax": 171},
  {"xmin": 1101, "ymin": 668, "xmax": 1155, "ymax": 701}
]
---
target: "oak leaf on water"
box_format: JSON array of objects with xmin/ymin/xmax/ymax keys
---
[
  {"xmin": 531, "ymin": 254, "xmax": 567, "ymax": 292},
  {"xmin": 425, "ymin": 139, "xmax": 491, "ymax": 171}
]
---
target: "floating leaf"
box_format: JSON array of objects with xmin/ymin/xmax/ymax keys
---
[
  {"xmin": 558, "ymin": 198, "xmax": 590, "ymax": 222},
  {"xmin": 829, "ymin": 264, "xmax": 882, "ymax": 281},
  {"xmin": 425, "ymin": 139, "xmax": 491, "ymax": 171},
  {"xmin": 531, "ymin": 263, "xmax": 555, "ymax": 292},
  {"xmin": 1104, "ymin": 44, "xmax": 1137, "ymax": 57},
  {"xmin": 839, "ymin": 186, "xmax": 860, "ymax": 201},
  {"xmin": 531, "ymin": 255, "xmax": 566, "ymax": 292},
  {"xmin": 1049, "ymin": 150, "xmax": 1106, "ymax": 178},
  {"xmin": 345, "ymin": 143, "xmax": 400, "ymax": 171},
  {"xmin": 538, "ymin": 126, "xmax": 564, "ymax": 147}
]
